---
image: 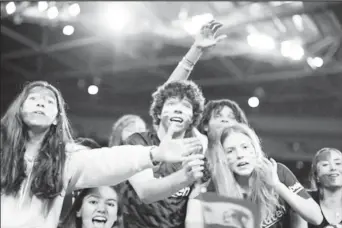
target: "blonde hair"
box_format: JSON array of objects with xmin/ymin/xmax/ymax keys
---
[
  {"xmin": 309, "ymin": 147, "xmax": 342, "ymax": 191},
  {"xmin": 207, "ymin": 123, "xmax": 282, "ymax": 222},
  {"xmin": 108, "ymin": 114, "xmax": 146, "ymax": 146}
]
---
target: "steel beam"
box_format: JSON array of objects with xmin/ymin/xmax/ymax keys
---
[
  {"xmin": 47, "ymin": 53, "xmax": 217, "ymax": 79},
  {"xmin": 196, "ymin": 63, "xmax": 342, "ymax": 87},
  {"xmin": 2, "ymin": 60, "xmax": 38, "ymax": 80},
  {"xmin": 217, "ymin": 57, "xmax": 244, "ymax": 78},
  {"xmin": 2, "ymin": 34, "xmax": 104, "ymax": 60},
  {"xmin": 1, "ymin": 25, "xmax": 40, "ymax": 51},
  {"xmin": 1, "ymin": 25, "xmax": 89, "ymax": 70},
  {"xmin": 104, "ymin": 63, "xmax": 342, "ymax": 94}
]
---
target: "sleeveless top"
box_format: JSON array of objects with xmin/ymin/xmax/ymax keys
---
[{"xmin": 308, "ymin": 190, "xmax": 342, "ymax": 228}]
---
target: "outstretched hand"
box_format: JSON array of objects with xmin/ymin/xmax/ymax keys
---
[
  {"xmin": 259, "ymin": 158, "xmax": 281, "ymax": 188},
  {"xmin": 194, "ymin": 20, "xmax": 227, "ymax": 50},
  {"xmin": 152, "ymin": 123, "xmax": 204, "ymax": 163}
]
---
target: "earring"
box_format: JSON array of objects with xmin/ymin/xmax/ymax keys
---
[{"xmin": 76, "ymin": 211, "xmax": 81, "ymax": 217}]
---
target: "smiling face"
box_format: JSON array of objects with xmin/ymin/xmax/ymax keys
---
[
  {"xmin": 159, "ymin": 96, "xmax": 194, "ymax": 134},
  {"xmin": 222, "ymin": 132, "xmax": 257, "ymax": 177},
  {"xmin": 20, "ymin": 86, "xmax": 59, "ymax": 129},
  {"xmin": 315, "ymin": 150, "xmax": 342, "ymax": 188},
  {"xmin": 77, "ymin": 186, "xmax": 118, "ymax": 228}
]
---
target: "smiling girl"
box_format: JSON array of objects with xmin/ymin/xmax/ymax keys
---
[
  {"xmin": 295, "ymin": 148, "xmax": 342, "ymax": 228},
  {"xmin": 60, "ymin": 186, "xmax": 120, "ymax": 228}
]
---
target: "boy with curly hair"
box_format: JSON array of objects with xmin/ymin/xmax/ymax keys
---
[{"xmin": 120, "ymin": 80, "xmax": 208, "ymax": 228}]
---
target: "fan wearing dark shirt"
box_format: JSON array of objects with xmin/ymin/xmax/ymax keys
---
[{"xmin": 120, "ymin": 80, "xmax": 209, "ymax": 228}]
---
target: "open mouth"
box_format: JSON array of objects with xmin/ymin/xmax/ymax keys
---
[
  {"xmin": 329, "ymin": 173, "xmax": 340, "ymax": 177},
  {"xmin": 237, "ymin": 161, "xmax": 249, "ymax": 167},
  {"xmin": 92, "ymin": 216, "xmax": 107, "ymax": 225},
  {"xmin": 170, "ymin": 117, "xmax": 184, "ymax": 123}
]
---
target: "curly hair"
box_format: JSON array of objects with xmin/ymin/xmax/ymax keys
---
[
  {"xmin": 198, "ymin": 99, "xmax": 248, "ymax": 135},
  {"xmin": 149, "ymin": 80, "xmax": 205, "ymax": 129}
]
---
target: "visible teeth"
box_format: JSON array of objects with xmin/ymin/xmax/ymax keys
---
[
  {"xmin": 92, "ymin": 217, "xmax": 107, "ymax": 223},
  {"xmin": 238, "ymin": 162, "xmax": 248, "ymax": 167},
  {"xmin": 93, "ymin": 220, "xmax": 106, "ymax": 223},
  {"xmin": 170, "ymin": 117, "xmax": 183, "ymax": 123}
]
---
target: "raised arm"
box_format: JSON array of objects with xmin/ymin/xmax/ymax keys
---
[
  {"xmin": 275, "ymin": 182, "xmax": 322, "ymax": 225},
  {"xmin": 264, "ymin": 159, "xmax": 323, "ymax": 226},
  {"xmin": 166, "ymin": 20, "xmax": 227, "ymax": 84}
]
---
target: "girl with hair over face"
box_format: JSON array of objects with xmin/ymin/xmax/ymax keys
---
[
  {"xmin": 108, "ymin": 115, "xmax": 147, "ymax": 228},
  {"xmin": 0, "ymin": 81, "xmax": 203, "ymax": 228},
  {"xmin": 186, "ymin": 123, "xmax": 323, "ymax": 228},
  {"xmin": 295, "ymin": 148, "xmax": 342, "ymax": 228},
  {"xmin": 108, "ymin": 114, "xmax": 147, "ymax": 147},
  {"xmin": 59, "ymin": 186, "xmax": 120, "ymax": 228}
]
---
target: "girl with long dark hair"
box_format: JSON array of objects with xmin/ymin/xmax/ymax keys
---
[
  {"xmin": 0, "ymin": 81, "xmax": 203, "ymax": 228},
  {"xmin": 60, "ymin": 186, "xmax": 120, "ymax": 228}
]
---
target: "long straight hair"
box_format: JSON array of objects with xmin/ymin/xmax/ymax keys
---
[
  {"xmin": 1, "ymin": 81, "xmax": 73, "ymax": 202},
  {"xmin": 207, "ymin": 123, "xmax": 282, "ymax": 222}
]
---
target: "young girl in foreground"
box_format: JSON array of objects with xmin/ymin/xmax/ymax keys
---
[
  {"xmin": 0, "ymin": 81, "xmax": 202, "ymax": 228},
  {"xmin": 60, "ymin": 186, "xmax": 120, "ymax": 228},
  {"xmin": 186, "ymin": 123, "xmax": 323, "ymax": 228}
]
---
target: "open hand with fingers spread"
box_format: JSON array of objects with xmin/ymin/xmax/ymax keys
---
[
  {"xmin": 260, "ymin": 158, "xmax": 281, "ymax": 188},
  {"xmin": 151, "ymin": 123, "xmax": 204, "ymax": 164},
  {"xmin": 193, "ymin": 20, "xmax": 227, "ymax": 50}
]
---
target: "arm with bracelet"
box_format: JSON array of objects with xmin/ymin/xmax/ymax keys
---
[
  {"xmin": 166, "ymin": 20, "xmax": 227, "ymax": 84},
  {"xmin": 125, "ymin": 127, "xmax": 205, "ymax": 204}
]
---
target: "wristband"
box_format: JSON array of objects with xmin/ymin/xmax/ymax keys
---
[
  {"xmin": 149, "ymin": 146, "xmax": 160, "ymax": 166},
  {"xmin": 182, "ymin": 57, "xmax": 195, "ymax": 67},
  {"xmin": 178, "ymin": 61, "xmax": 194, "ymax": 71}
]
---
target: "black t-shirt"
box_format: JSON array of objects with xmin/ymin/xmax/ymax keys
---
[
  {"xmin": 206, "ymin": 163, "xmax": 311, "ymax": 228},
  {"xmin": 308, "ymin": 190, "xmax": 342, "ymax": 228},
  {"xmin": 120, "ymin": 131, "xmax": 193, "ymax": 228}
]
